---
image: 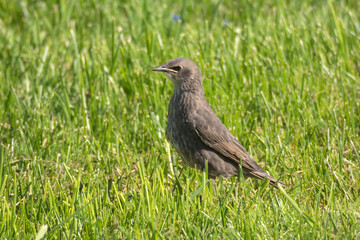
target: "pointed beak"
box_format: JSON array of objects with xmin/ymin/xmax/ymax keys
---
[{"xmin": 151, "ymin": 66, "xmax": 177, "ymax": 73}]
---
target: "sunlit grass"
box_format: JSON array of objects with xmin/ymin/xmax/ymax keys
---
[{"xmin": 0, "ymin": 0, "xmax": 359, "ymax": 238}]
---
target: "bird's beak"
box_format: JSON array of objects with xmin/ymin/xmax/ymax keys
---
[{"xmin": 151, "ymin": 66, "xmax": 177, "ymax": 73}]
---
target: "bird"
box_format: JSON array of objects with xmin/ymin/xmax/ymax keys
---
[{"xmin": 152, "ymin": 58, "xmax": 286, "ymax": 188}]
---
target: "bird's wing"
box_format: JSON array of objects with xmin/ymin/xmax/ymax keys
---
[{"xmin": 189, "ymin": 106, "xmax": 266, "ymax": 174}]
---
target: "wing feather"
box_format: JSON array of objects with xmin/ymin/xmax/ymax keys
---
[{"xmin": 189, "ymin": 107, "xmax": 265, "ymax": 174}]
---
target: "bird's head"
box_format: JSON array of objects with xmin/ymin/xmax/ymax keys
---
[{"xmin": 152, "ymin": 58, "xmax": 202, "ymax": 91}]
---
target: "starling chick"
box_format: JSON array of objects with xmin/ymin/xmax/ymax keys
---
[{"xmin": 152, "ymin": 58, "xmax": 286, "ymax": 188}]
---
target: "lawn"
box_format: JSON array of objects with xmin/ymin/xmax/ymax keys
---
[{"xmin": 0, "ymin": 0, "xmax": 360, "ymax": 239}]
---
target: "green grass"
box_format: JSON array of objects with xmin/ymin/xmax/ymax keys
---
[{"xmin": 1, "ymin": 0, "xmax": 360, "ymax": 238}]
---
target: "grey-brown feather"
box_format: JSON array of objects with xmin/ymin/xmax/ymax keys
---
[{"xmin": 157, "ymin": 58, "xmax": 286, "ymax": 188}]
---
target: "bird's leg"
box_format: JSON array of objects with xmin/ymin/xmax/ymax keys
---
[
  {"xmin": 171, "ymin": 167, "xmax": 184, "ymax": 195},
  {"xmin": 210, "ymin": 178, "xmax": 217, "ymax": 198}
]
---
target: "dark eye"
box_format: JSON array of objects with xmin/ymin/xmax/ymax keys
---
[{"xmin": 170, "ymin": 66, "xmax": 182, "ymax": 72}]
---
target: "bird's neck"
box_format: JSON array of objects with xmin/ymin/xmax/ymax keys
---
[
  {"xmin": 174, "ymin": 86, "xmax": 204, "ymax": 95},
  {"xmin": 173, "ymin": 77, "xmax": 204, "ymax": 95}
]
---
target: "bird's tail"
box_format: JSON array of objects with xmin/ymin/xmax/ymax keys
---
[
  {"xmin": 250, "ymin": 171, "xmax": 287, "ymax": 188},
  {"xmin": 268, "ymin": 176, "xmax": 287, "ymax": 188}
]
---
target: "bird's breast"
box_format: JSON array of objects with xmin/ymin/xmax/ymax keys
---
[{"xmin": 165, "ymin": 91, "xmax": 201, "ymax": 165}]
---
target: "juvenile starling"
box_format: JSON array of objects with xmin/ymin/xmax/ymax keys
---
[{"xmin": 152, "ymin": 58, "xmax": 286, "ymax": 188}]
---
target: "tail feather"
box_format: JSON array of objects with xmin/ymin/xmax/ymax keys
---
[{"xmin": 249, "ymin": 171, "xmax": 287, "ymax": 188}]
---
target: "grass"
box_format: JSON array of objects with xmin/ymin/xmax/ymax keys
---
[{"xmin": 1, "ymin": 0, "xmax": 360, "ymax": 238}]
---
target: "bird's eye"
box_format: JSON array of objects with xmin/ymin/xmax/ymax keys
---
[{"xmin": 170, "ymin": 66, "xmax": 182, "ymax": 72}]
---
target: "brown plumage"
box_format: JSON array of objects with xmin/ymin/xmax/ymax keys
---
[{"xmin": 152, "ymin": 58, "xmax": 286, "ymax": 188}]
